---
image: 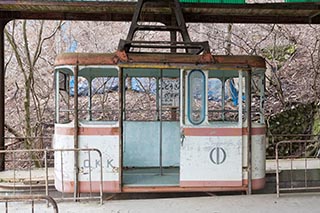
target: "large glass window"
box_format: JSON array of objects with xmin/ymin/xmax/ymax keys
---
[
  {"xmin": 188, "ymin": 70, "xmax": 206, "ymax": 125},
  {"xmin": 55, "ymin": 70, "xmax": 120, "ymax": 123},
  {"xmin": 89, "ymin": 77, "xmax": 119, "ymax": 121},
  {"xmin": 125, "ymin": 77, "xmax": 157, "ymax": 121}
]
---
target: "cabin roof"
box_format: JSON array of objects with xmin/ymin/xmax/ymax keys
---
[{"xmin": 55, "ymin": 52, "xmax": 266, "ymax": 70}]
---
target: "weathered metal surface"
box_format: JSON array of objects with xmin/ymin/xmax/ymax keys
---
[
  {"xmin": 55, "ymin": 52, "xmax": 266, "ymax": 68},
  {"xmin": 122, "ymin": 185, "xmax": 248, "ymax": 192},
  {"xmin": 246, "ymin": 68, "xmax": 252, "ymax": 194},
  {"xmin": 54, "ymin": 123, "xmax": 119, "ymax": 194},
  {"xmin": 73, "ymin": 64, "xmax": 79, "ymax": 200},
  {"xmin": 119, "ymin": 0, "xmax": 209, "ymax": 55},
  {"xmin": 1, "ymin": 1, "xmax": 320, "ymax": 24},
  {"xmin": 0, "ymin": 20, "xmax": 6, "ymax": 172}
]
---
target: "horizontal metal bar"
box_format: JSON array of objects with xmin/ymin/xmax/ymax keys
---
[
  {"xmin": 130, "ymin": 44, "xmax": 203, "ymax": 49},
  {"xmin": 60, "ymin": 110, "xmax": 119, "ymax": 113},
  {"xmin": 276, "ymin": 140, "xmax": 318, "ymax": 148},
  {"xmin": 2, "ymin": 1, "xmax": 320, "ymax": 25},
  {"xmin": 0, "ymin": 195, "xmax": 58, "ymax": 213},
  {"xmin": 4, "ymin": 137, "xmax": 52, "ymax": 139},
  {"xmin": 279, "ymin": 186, "xmax": 320, "ymax": 191},
  {"xmin": 135, "ymin": 25, "xmax": 181, "ymax": 31},
  {"xmin": 56, "ymin": 196, "xmax": 101, "ymax": 201},
  {"xmin": 0, "ymin": 148, "xmax": 102, "ymax": 156},
  {"xmin": 208, "ymin": 110, "xmax": 238, "ymax": 113},
  {"xmin": 127, "ymin": 41, "xmax": 208, "ymax": 45},
  {"xmin": 271, "ymin": 134, "xmax": 320, "ymax": 137}
]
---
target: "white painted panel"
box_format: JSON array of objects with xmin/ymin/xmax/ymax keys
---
[
  {"xmin": 180, "ymin": 136, "xmax": 242, "ymax": 182},
  {"xmin": 252, "ymin": 135, "xmax": 266, "ymax": 179},
  {"xmin": 242, "ymin": 134, "xmax": 266, "ymax": 180},
  {"xmin": 53, "ymin": 135, "xmax": 119, "ymax": 182}
]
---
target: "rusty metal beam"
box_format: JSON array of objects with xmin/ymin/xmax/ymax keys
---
[
  {"xmin": 0, "ymin": 20, "xmax": 6, "ymax": 171},
  {"xmin": 0, "ymin": 2, "xmax": 320, "ymax": 24}
]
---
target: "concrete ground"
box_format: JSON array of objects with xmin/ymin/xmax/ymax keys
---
[{"xmin": 2, "ymin": 193, "xmax": 320, "ymax": 213}]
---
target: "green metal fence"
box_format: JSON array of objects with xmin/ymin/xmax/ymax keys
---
[
  {"xmin": 180, "ymin": 0, "xmax": 245, "ymax": 3},
  {"xmin": 285, "ymin": 0, "xmax": 320, "ymax": 2}
]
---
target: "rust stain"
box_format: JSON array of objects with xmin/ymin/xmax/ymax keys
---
[
  {"xmin": 198, "ymin": 53, "xmax": 214, "ymax": 64},
  {"xmin": 122, "ymin": 185, "xmax": 247, "ymax": 193},
  {"xmin": 242, "ymin": 127, "xmax": 266, "ymax": 135},
  {"xmin": 57, "ymin": 180, "xmax": 120, "ymax": 193},
  {"xmin": 115, "ymin": 50, "xmax": 129, "ymax": 63},
  {"xmin": 55, "ymin": 52, "xmax": 266, "ymax": 69},
  {"xmin": 55, "ymin": 126, "xmax": 119, "ymax": 136}
]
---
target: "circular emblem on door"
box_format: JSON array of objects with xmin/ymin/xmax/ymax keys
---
[{"xmin": 209, "ymin": 147, "xmax": 226, "ymax": 165}]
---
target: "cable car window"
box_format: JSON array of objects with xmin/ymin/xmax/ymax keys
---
[
  {"xmin": 225, "ymin": 78, "xmax": 241, "ymax": 122},
  {"xmin": 125, "ymin": 77, "xmax": 157, "ymax": 121},
  {"xmin": 188, "ymin": 70, "xmax": 206, "ymax": 125},
  {"xmin": 208, "ymin": 78, "xmax": 223, "ymax": 121},
  {"xmin": 161, "ymin": 78, "xmax": 180, "ymax": 121},
  {"xmin": 90, "ymin": 77, "xmax": 119, "ymax": 121},
  {"xmin": 72, "ymin": 77, "xmax": 90, "ymax": 121},
  {"xmin": 59, "ymin": 73, "xmax": 67, "ymax": 91}
]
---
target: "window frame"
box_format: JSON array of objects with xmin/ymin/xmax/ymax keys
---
[{"xmin": 187, "ymin": 69, "xmax": 206, "ymax": 125}]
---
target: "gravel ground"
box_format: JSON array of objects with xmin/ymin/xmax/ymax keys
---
[{"xmin": 1, "ymin": 193, "xmax": 320, "ymax": 213}]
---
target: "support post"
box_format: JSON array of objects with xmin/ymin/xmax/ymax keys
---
[
  {"xmin": 222, "ymin": 76, "xmax": 225, "ymax": 121},
  {"xmin": 170, "ymin": 8, "xmax": 177, "ymax": 54},
  {"xmin": 159, "ymin": 69, "xmax": 163, "ymax": 176},
  {"xmin": 87, "ymin": 77, "xmax": 92, "ymax": 121},
  {"xmin": 54, "ymin": 71, "xmax": 60, "ymax": 123},
  {"xmin": 0, "ymin": 20, "xmax": 7, "ymax": 171},
  {"xmin": 118, "ymin": 68, "xmax": 124, "ymax": 191},
  {"xmin": 246, "ymin": 69, "xmax": 252, "ymax": 195},
  {"xmin": 73, "ymin": 63, "xmax": 80, "ymax": 200}
]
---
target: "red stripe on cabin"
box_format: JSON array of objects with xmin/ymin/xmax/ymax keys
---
[
  {"xmin": 184, "ymin": 127, "xmax": 265, "ymax": 136},
  {"xmin": 180, "ymin": 180, "xmax": 242, "ymax": 187},
  {"xmin": 55, "ymin": 126, "xmax": 265, "ymax": 137},
  {"xmin": 184, "ymin": 128, "xmax": 242, "ymax": 136},
  {"xmin": 243, "ymin": 178, "xmax": 265, "ymax": 190},
  {"xmin": 55, "ymin": 180, "xmax": 120, "ymax": 193},
  {"xmin": 180, "ymin": 178, "xmax": 265, "ymax": 190},
  {"xmin": 242, "ymin": 127, "xmax": 266, "ymax": 135},
  {"xmin": 55, "ymin": 127, "xmax": 119, "ymax": 136}
]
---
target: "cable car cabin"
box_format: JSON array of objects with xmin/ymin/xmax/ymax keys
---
[{"xmin": 53, "ymin": 52, "xmax": 266, "ymax": 194}]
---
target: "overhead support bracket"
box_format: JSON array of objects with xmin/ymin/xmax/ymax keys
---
[{"xmin": 118, "ymin": 0, "xmax": 212, "ymax": 60}]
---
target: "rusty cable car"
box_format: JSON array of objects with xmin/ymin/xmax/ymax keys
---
[{"xmin": 53, "ymin": 0, "xmax": 266, "ymax": 195}]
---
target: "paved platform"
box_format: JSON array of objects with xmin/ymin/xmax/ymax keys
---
[{"xmin": 1, "ymin": 193, "xmax": 320, "ymax": 213}]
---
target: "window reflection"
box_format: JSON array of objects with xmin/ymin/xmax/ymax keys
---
[{"xmin": 188, "ymin": 70, "xmax": 205, "ymax": 125}]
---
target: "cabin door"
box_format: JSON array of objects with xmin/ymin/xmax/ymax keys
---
[{"xmin": 179, "ymin": 69, "xmax": 243, "ymax": 187}]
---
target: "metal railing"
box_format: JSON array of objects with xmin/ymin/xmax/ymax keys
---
[
  {"xmin": 0, "ymin": 195, "xmax": 58, "ymax": 213},
  {"xmin": 268, "ymin": 134, "xmax": 319, "ymax": 159},
  {"xmin": 0, "ymin": 148, "xmax": 103, "ymax": 204},
  {"xmin": 275, "ymin": 139, "xmax": 320, "ymax": 197}
]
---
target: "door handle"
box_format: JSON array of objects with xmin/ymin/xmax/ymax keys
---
[{"xmin": 180, "ymin": 129, "xmax": 185, "ymax": 147}]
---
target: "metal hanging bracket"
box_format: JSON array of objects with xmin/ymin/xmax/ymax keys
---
[{"xmin": 117, "ymin": 0, "xmax": 213, "ymax": 62}]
